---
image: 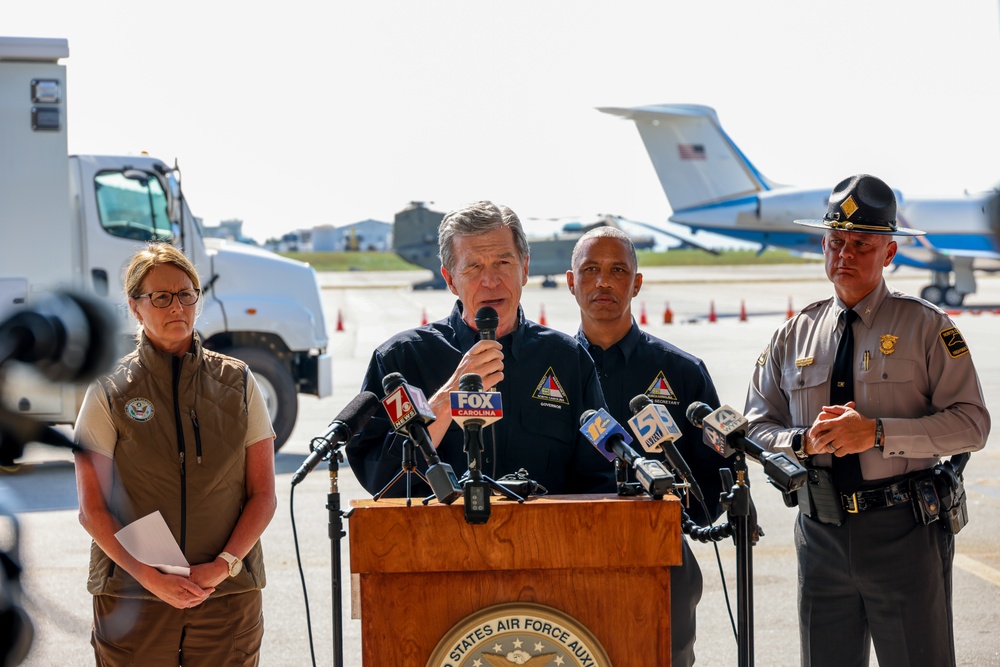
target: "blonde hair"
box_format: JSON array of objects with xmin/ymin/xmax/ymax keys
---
[{"xmin": 124, "ymin": 243, "xmax": 200, "ymax": 299}]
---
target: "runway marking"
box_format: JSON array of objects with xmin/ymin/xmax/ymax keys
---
[{"xmin": 955, "ymin": 554, "xmax": 1000, "ymax": 587}]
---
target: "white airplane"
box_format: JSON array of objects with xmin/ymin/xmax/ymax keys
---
[{"xmin": 599, "ymin": 104, "xmax": 1000, "ymax": 306}]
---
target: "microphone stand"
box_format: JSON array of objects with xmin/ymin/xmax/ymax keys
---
[
  {"xmin": 460, "ymin": 421, "xmax": 525, "ymax": 501},
  {"xmin": 326, "ymin": 447, "xmax": 349, "ymax": 667},
  {"xmin": 722, "ymin": 449, "xmax": 757, "ymax": 667},
  {"xmin": 372, "ymin": 437, "xmax": 429, "ymax": 506},
  {"xmin": 427, "ymin": 421, "xmax": 524, "ymax": 510}
]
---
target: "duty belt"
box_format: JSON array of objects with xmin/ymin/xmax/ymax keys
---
[{"xmin": 841, "ymin": 481, "xmax": 912, "ymax": 514}]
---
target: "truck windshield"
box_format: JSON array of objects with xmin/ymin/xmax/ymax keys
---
[{"xmin": 94, "ymin": 170, "xmax": 173, "ymax": 242}]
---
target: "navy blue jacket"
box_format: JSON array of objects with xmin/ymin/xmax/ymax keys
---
[
  {"xmin": 347, "ymin": 302, "xmax": 616, "ymax": 496},
  {"xmin": 576, "ymin": 321, "xmax": 733, "ymax": 525}
]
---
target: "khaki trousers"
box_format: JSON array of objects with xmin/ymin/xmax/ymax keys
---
[{"xmin": 92, "ymin": 590, "xmax": 263, "ymax": 667}]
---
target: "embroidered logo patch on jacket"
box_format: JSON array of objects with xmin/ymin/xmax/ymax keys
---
[
  {"xmin": 645, "ymin": 371, "xmax": 679, "ymax": 403},
  {"xmin": 532, "ymin": 367, "xmax": 569, "ymax": 405},
  {"xmin": 125, "ymin": 397, "xmax": 155, "ymax": 422}
]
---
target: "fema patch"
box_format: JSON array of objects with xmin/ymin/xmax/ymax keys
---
[
  {"xmin": 645, "ymin": 371, "xmax": 678, "ymax": 403},
  {"xmin": 532, "ymin": 367, "xmax": 569, "ymax": 405},
  {"xmin": 125, "ymin": 397, "xmax": 154, "ymax": 422},
  {"xmin": 940, "ymin": 327, "xmax": 969, "ymax": 359}
]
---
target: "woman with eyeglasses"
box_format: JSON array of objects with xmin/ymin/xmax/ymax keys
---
[{"xmin": 73, "ymin": 242, "xmax": 276, "ymax": 666}]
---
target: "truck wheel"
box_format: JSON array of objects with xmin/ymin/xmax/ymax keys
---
[{"xmin": 226, "ymin": 347, "xmax": 297, "ymax": 453}]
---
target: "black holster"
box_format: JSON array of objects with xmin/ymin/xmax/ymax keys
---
[{"xmin": 798, "ymin": 466, "xmax": 846, "ymax": 526}]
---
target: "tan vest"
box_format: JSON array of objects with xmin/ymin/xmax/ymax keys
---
[{"xmin": 87, "ymin": 332, "xmax": 266, "ymax": 599}]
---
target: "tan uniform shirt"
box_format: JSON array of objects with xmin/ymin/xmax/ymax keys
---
[{"xmin": 745, "ymin": 279, "xmax": 989, "ymax": 482}]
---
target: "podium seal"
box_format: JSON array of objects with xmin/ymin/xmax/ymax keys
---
[{"xmin": 427, "ymin": 601, "xmax": 612, "ymax": 667}]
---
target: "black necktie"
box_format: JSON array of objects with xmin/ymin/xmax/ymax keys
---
[{"xmin": 831, "ymin": 309, "xmax": 863, "ymax": 493}]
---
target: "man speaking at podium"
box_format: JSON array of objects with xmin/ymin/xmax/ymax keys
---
[
  {"xmin": 347, "ymin": 200, "xmax": 614, "ymax": 496},
  {"xmin": 567, "ymin": 226, "xmax": 732, "ymax": 667}
]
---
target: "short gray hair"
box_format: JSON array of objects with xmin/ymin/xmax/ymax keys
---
[
  {"xmin": 438, "ymin": 201, "xmax": 530, "ymax": 273},
  {"xmin": 570, "ymin": 226, "xmax": 637, "ymax": 270}
]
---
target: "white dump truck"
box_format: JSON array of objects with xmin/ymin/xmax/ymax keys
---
[{"xmin": 0, "ymin": 36, "xmax": 331, "ymax": 451}]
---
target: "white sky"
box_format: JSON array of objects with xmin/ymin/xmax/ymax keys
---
[{"xmin": 4, "ymin": 1, "xmax": 999, "ymax": 242}]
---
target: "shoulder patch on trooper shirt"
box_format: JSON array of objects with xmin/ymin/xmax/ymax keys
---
[
  {"xmin": 757, "ymin": 347, "xmax": 769, "ymax": 366},
  {"xmin": 940, "ymin": 327, "xmax": 969, "ymax": 358}
]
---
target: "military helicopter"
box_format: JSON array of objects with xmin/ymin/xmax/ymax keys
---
[{"xmin": 392, "ymin": 202, "xmax": 713, "ymax": 289}]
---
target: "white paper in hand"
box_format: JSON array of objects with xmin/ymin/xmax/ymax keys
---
[{"xmin": 115, "ymin": 511, "xmax": 191, "ymax": 576}]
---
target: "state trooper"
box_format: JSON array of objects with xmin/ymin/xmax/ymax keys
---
[{"xmin": 744, "ymin": 174, "xmax": 990, "ymax": 667}]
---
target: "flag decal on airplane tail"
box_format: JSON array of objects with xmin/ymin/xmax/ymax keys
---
[{"xmin": 678, "ymin": 143, "xmax": 706, "ymax": 160}]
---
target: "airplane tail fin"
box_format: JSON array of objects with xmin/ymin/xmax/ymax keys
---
[{"xmin": 599, "ymin": 104, "xmax": 777, "ymax": 213}]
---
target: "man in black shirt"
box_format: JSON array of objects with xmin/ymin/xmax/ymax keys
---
[
  {"xmin": 347, "ymin": 201, "xmax": 614, "ymax": 497},
  {"xmin": 567, "ymin": 226, "xmax": 731, "ymax": 667}
]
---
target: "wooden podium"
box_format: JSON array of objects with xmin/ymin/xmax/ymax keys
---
[{"xmin": 349, "ymin": 494, "xmax": 681, "ymax": 665}]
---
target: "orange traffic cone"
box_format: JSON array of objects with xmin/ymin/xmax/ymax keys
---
[
  {"xmin": 739, "ymin": 300, "xmax": 747, "ymax": 322},
  {"xmin": 639, "ymin": 301, "xmax": 648, "ymax": 325},
  {"xmin": 335, "ymin": 309, "xmax": 345, "ymax": 332},
  {"xmin": 539, "ymin": 304, "xmax": 547, "ymax": 326},
  {"xmin": 421, "ymin": 308, "xmax": 428, "ymax": 326},
  {"xmin": 663, "ymin": 301, "xmax": 673, "ymax": 325},
  {"xmin": 786, "ymin": 297, "xmax": 795, "ymax": 319},
  {"xmin": 708, "ymin": 300, "xmax": 717, "ymax": 323}
]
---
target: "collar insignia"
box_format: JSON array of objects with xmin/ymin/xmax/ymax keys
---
[
  {"xmin": 645, "ymin": 371, "xmax": 678, "ymax": 403},
  {"xmin": 532, "ymin": 367, "xmax": 569, "ymax": 405}
]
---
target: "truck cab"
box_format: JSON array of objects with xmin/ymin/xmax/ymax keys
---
[{"xmin": 1, "ymin": 37, "xmax": 331, "ymax": 450}]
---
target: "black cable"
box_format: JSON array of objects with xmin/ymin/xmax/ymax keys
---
[
  {"xmin": 290, "ymin": 476, "xmax": 318, "ymax": 667},
  {"xmin": 682, "ymin": 505, "xmax": 739, "ymax": 644}
]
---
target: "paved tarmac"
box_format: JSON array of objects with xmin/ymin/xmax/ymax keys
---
[{"xmin": 5, "ymin": 263, "xmax": 1000, "ymax": 666}]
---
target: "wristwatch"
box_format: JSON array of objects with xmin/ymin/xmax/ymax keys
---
[
  {"xmin": 791, "ymin": 429, "xmax": 810, "ymax": 461},
  {"xmin": 873, "ymin": 418, "xmax": 885, "ymax": 452},
  {"xmin": 219, "ymin": 551, "xmax": 243, "ymax": 577}
]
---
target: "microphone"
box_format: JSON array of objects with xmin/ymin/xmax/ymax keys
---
[
  {"xmin": 380, "ymin": 372, "xmax": 462, "ymax": 504},
  {"xmin": 450, "ymin": 373, "xmax": 503, "ymax": 428},
  {"xmin": 628, "ymin": 395, "xmax": 704, "ymax": 503},
  {"xmin": 1, "ymin": 291, "xmax": 119, "ymax": 462},
  {"xmin": 450, "ymin": 373, "xmax": 500, "ymax": 524},
  {"xmin": 474, "ymin": 306, "xmax": 498, "ymax": 341},
  {"xmin": 579, "ymin": 408, "xmax": 675, "ymax": 497},
  {"xmin": 291, "ymin": 392, "xmax": 381, "ymax": 486},
  {"xmin": 0, "ymin": 290, "xmax": 119, "ymax": 384},
  {"xmin": 686, "ymin": 402, "xmax": 807, "ymax": 493}
]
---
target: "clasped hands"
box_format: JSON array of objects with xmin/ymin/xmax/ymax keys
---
[{"xmin": 803, "ymin": 401, "xmax": 876, "ymax": 457}]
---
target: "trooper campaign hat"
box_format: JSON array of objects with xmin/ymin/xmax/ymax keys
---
[{"xmin": 794, "ymin": 173, "xmax": 926, "ymax": 236}]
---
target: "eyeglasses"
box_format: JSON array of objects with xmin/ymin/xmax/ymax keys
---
[{"xmin": 135, "ymin": 289, "xmax": 201, "ymax": 308}]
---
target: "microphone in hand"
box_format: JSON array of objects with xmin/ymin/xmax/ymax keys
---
[{"xmin": 474, "ymin": 306, "xmax": 498, "ymax": 341}]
